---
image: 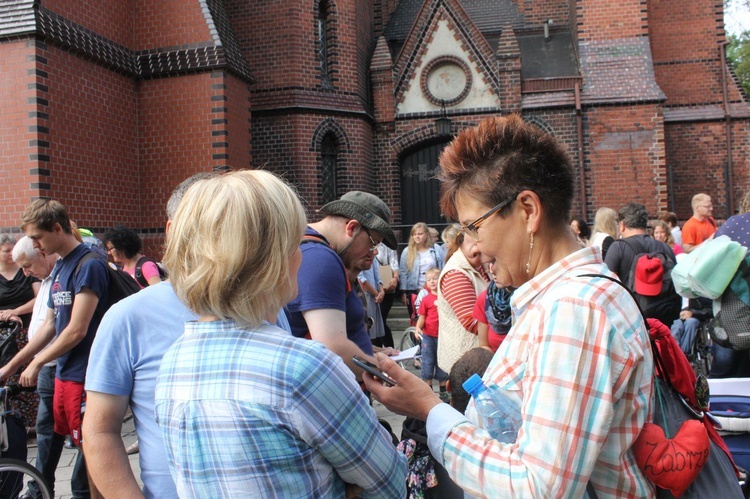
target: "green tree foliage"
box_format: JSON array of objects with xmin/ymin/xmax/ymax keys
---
[{"xmin": 727, "ymin": 32, "xmax": 750, "ymax": 97}]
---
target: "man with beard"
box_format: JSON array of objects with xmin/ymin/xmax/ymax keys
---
[{"xmin": 285, "ymin": 191, "xmax": 399, "ymax": 375}]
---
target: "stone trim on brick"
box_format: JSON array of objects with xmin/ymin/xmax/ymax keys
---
[
  {"xmin": 420, "ymin": 55, "xmax": 472, "ymax": 106},
  {"xmin": 393, "ymin": 0, "xmax": 500, "ymax": 108},
  {"xmin": 389, "ymin": 120, "xmax": 476, "ymax": 154}
]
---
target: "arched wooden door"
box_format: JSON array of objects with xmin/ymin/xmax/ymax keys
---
[{"xmin": 400, "ymin": 141, "xmax": 449, "ymax": 226}]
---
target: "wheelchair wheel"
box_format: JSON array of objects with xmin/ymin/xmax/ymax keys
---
[
  {"xmin": 691, "ymin": 323, "xmax": 713, "ymax": 378},
  {"xmin": 0, "ymin": 458, "xmax": 52, "ymax": 499},
  {"xmin": 398, "ymin": 327, "xmax": 422, "ymax": 371}
]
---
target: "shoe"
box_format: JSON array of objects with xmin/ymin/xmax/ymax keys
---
[
  {"xmin": 126, "ymin": 440, "xmax": 140, "ymax": 455},
  {"xmin": 438, "ymin": 391, "xmax": 451, "ymax": 404},
  {"xmin": 65, "ymin": 436, "xmax": 74, "ymax": 449}
]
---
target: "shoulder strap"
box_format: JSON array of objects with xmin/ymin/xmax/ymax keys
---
[
  {"xmin": 134, "ymin": 256, "xmax": 151, "ymax": 287},
  {"xmin": 74, "ymin": 251, "xmax": 97, "ymax": 278},
  {"xmin": 299, "ymin": 234, "xmax": 351, "ymax": 293},
  {"xmin": 620, "ymin": 236, "xmax": 644, "ymax": 255},
  {"xmin": 578, "ymin": 273, "xmax": 670, "ymax": 385}
]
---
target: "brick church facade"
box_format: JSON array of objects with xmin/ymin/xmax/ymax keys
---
[{"xmin": 1, "ymin": 0, "xmax": 748, "ymax": 252}]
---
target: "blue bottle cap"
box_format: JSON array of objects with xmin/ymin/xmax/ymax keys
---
[{"xmin": 462, "ymin": 373, "xmax": 486, "ymax": 397}]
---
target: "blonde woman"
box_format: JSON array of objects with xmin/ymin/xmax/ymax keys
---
[
  {"xmin": 155, "ymin": 170, "xmax": 406, "ymax": 498},
  {"xmin": 399, "ymin": 222, "xmax": 444, "ymax": 316},
  {"xmin": 440, "ymin": 223, "xmax": 461, "ymax": 261},
  {"xmin": 589, "ymin": 207, "xmax": 618, "ymax": 259}
]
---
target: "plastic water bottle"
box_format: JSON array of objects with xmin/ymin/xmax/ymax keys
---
[{"xmin": 462, "ymin": 373, "xmax": 522, "ymax": 443}]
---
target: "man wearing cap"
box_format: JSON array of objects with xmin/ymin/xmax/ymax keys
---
[
  {"xmin": 604, "ymin": 202, "xmax": 680, "ymax": 325},
  {"xmin": 285, "ymin": 191, "xmax": 399, "ymax": 375}
]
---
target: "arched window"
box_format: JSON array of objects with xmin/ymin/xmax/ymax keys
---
[
  {"xmin": 318, "ymin": 1, "xmax": 332, "ymax": 86},
  {"xmin": 321, "ymin": 134, "xmax": 338, "ymax": 204}
]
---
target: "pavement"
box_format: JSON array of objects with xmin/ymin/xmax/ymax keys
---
[{"xmin": 31, "ymin": 303, "xmax": 414, "ymax": 497}]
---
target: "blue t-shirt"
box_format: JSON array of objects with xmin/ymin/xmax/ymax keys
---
[
  {"xmin": 285, "ymin": 227, "xmax": 373, "ymax": 356},
  {"xmin": 47, "ymin": 244, "xmax": 109, "ymax": 382},
  {"xmin": 86, "ymin": 281, "xmax": 196, "ymax": 499}
]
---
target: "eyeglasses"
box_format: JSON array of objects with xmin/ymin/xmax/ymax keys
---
[
  {"xmin": 460, "ymin": 193, "xmax": 519, "ymax": 240},
  {"xmin": 362, "ymin": 228, "xmax": 379, "ymax": 253}
]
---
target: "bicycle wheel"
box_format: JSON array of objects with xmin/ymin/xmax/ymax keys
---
[
  {"xmin": 398, "ymin": 327, "xmax": 422, "ymax": 371},
  {"xmin": 0, "ymin": 458, "xmax": 52, "ymax": 499}
]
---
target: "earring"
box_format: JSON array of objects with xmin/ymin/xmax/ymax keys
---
[{"xmin": 525, "ymin": 232, "xmax": 535, "ymax": 274}]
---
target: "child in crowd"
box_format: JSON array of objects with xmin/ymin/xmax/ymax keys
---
[
  {"xmin": 398, "ymin": 347, "xmax": 494, "ymax": 498},
  {"xmin": 414, "ymin": 267, "xmax": 449, "ymax": 402}
]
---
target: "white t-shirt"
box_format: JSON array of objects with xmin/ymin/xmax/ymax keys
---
[{"xmin": 29, "ymin": 276, "xmax": 55, "ymax": 368}]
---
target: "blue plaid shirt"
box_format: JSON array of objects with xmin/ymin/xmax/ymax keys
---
[{"xmin": 155, "ymin": 320, "xmax": 406, "ymax": 498}]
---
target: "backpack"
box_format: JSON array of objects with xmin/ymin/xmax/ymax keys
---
[
  {"xmin": 134, "ymin": 256, "xmax": 168, "ymax": 288},
  {"xmin": 708, "ymin": 254, "xmax": 750, "ymax": 350},
  {"xmin": 75, "ymin": 252, "xmax": 140, "ymax": 306},
  {"xmin": 622, "ymin": 237, "xmax": 682, "ymax": 326},
  {"xmin": 580, "ymin": 275, "xmax": 743, "ymax": 498}
]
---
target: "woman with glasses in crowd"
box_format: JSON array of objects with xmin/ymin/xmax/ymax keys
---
[{"xmin": 365, "ymin": 116, "xmax": 655, "ymax": 498}]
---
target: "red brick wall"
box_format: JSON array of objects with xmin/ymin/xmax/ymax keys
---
[
  {"xmin": 251, "ymin": 113, "xmax": 373, "ymax": 217},
  {"xmin": 519, "ymin": 0, "xmax": 570, "ymax": 26},
  {"xmin": 576, "ymin": 0, "xmax": 648, "ymax": 42},
  {"xmin": 583, "ymin": 105, "xmax": 667, "ymax": 217},
  {"xmin": 41, "ymin": 45, "xmax": 140, "ymax": 230},
  {"xmin": 649, "ymin": 0, "xmax": 726, "ymax": 106},
  {"xmin": 227, "ymin": 0, "xmax": 319, "ymax": 90},
  {"xmin": 0, "ymin": 40, "xmax": 38, "ymax": 230},
  {"xmin": 135, "ymin": 0, "xmax": 210, "ymax": 49},
  {"xmin": 228, "ymin": 0, "xmax": 371, "ymax": 100},
  {"xmin": 43, "ymin": 0, "xmax": 135, "ymax": 48},
  {"xmin": 224, "ymin": 75, "xmax": 252, "ymax": 170},
  {"xmin": 138, "ymin": 73, "xmax": 220, "ymax": 228},
  {"xmin": 665, "ymin": 120, "xmax": 750, "ymax": 220}
]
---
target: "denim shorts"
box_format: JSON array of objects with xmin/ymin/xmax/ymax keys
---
[{"xmin": 421, "ymin": 334, "xmax": 448, "ymax": 382}]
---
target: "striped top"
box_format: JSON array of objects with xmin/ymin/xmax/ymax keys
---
[
  {"xmin": 427, "ymin": 247, "xmax": 655, "ymax": 498},
  {"xmin": 155, "ymin": 320, "xmax": 406, "ymax": 498},
  {"xmin": 441, "ymin": 269, "xmax": 484, "ymax": 333}
]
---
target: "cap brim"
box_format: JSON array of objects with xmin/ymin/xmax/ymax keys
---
[{"xmin": 634, "ymin": 280, "xmax": 661, "ymax": 296}]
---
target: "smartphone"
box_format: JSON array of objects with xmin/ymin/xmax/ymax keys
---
[{"xmin": 352, "ymin": 356, "xmax": 397, "ymax": 386}]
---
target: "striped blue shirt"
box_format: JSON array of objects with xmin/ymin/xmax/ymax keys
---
[{"xmin": 155, "ymin": 320, "xmax": 406, "ymax": 498}]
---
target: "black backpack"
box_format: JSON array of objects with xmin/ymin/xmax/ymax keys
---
[
  {"xmin": 134, "ymin": 256, "xmax": 168, "ymax": 288},
  {"xmin": 621, "ymin": 237, "xmax": 682, "ymax": 326},
  {"xmin": 75, "ymin": 252, "xmax": 140, "ymax": 306}
]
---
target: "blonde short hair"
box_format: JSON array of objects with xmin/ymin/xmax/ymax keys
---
[
  {"xmin": 163, "ymin": 170, "xmax": 307, "ymax": 328},
  {"xmin": 691, "ymin": 193, "xmax": 710, "ymax": 210}
]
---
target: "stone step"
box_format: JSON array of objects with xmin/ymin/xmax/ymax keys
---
[{"xmin": 389, "ymin": 303, "xmax": 410, "ymax": 319}]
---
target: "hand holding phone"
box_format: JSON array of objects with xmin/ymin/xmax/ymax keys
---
[{"xmin": 352, "ymin": 356, "xmax": 397, "ymax": 386}]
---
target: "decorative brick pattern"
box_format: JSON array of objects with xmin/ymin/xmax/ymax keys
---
[
  {"xmin": 2, "ymin": 5, "xmax": 252, "ymax": 82},
  {"xmin": 419, "ymin": 55, "xmax": 472, "ymax": 106},
  {"xmin": 393, "ymin": 1, "xmax": 500, "ymax": 107},
  {"xmin": 578, "ymin": 38, "xmax": 666, "ymax": 105}
]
